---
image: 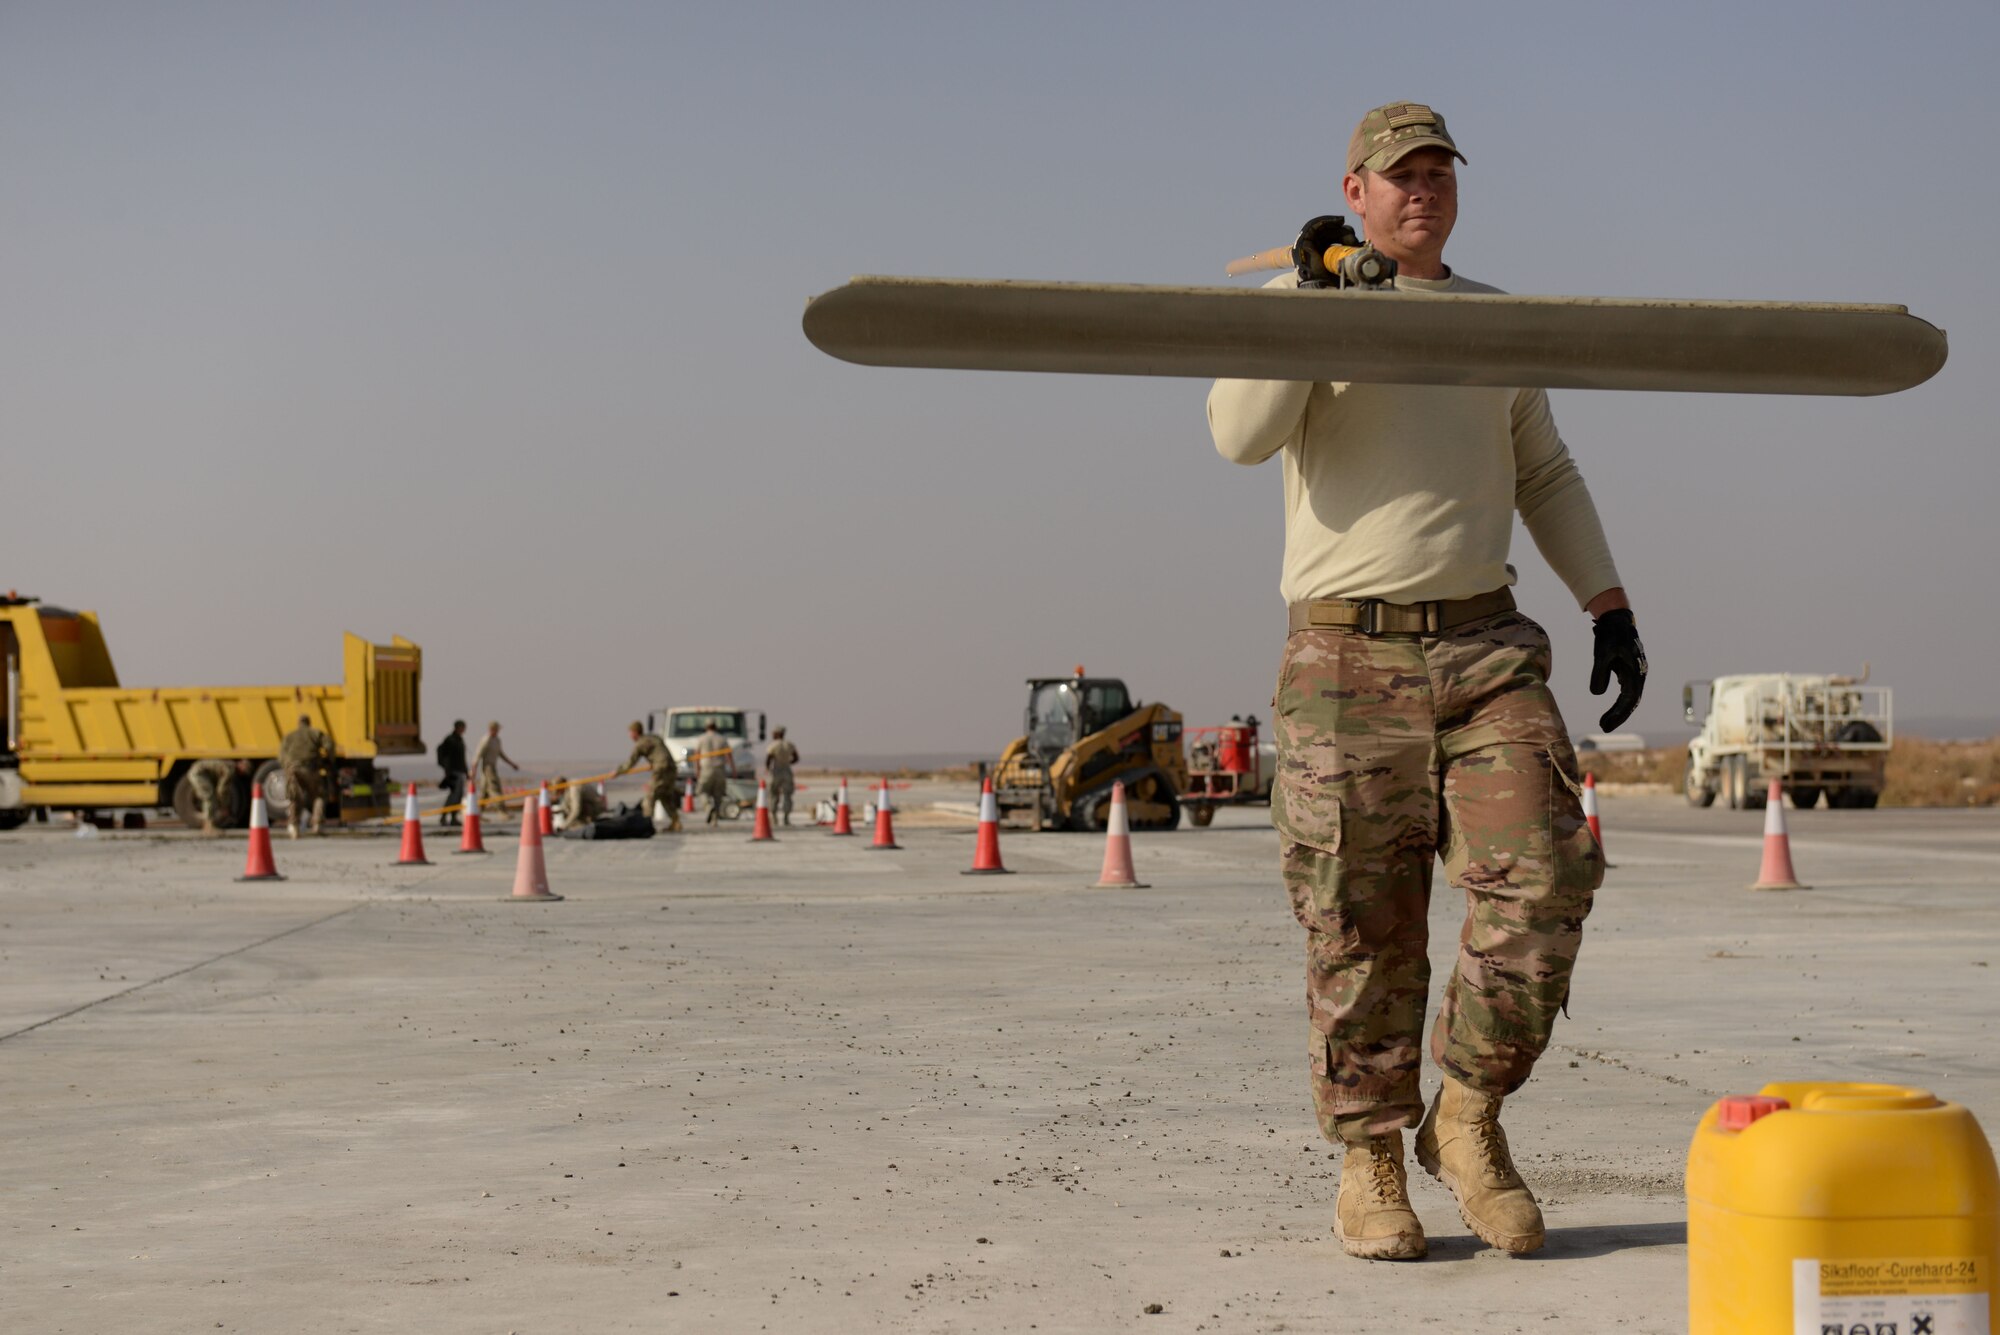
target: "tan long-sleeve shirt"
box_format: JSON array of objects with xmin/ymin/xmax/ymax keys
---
[
  {"xmin": 1206, "ymin": 272, "xmax": 1621, "ymax": 609},
  {"xmin": 473, "ymin": 732, "xmax": 513, "ymax": 775}
]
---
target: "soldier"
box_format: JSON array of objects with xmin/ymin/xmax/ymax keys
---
[
  {"xmin": 472, "ymin": 720, "xmax": 521, "ymax": 818},
  {"xmin": 187, "ymin": 757, "xmax": 250, "ymax": 836},
  {"xmin": 554, "ymin": 776, "xmax": 606, "ymax": 831},
  {"xmin": 694, "ymin": 720, "xmax": 735, "ymax": 826},
  {"xmin": 1207, "ymin": 102, "xmax": 1646, "ymax": 1260},
  {"xmin": 614, "ymin": 722, "xmax": 682, "ymax": 833},
  {"xmin": 278, "ymin": 715, "xmax": 335, "ymax": 839},
  {"xmin": 764, "ymin": 726, "xmax": 799, "ymax": 826},
  {"xmin": 436, "ymin": 719, "xmax": 469, "ymax": 828}
]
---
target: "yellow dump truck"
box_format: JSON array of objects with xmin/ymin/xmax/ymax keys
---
[{"xmin": 0, "ymin": 594, "xmax": 422, "ymax": 829}]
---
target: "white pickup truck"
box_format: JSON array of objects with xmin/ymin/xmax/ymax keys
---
[
  {"xmin": 644, "ymin": 705, "xmax": 768, "ymax": 814},
  {"xmin": 1682, "ymin": 672, "xmax": 1891, "ymax": 811}
]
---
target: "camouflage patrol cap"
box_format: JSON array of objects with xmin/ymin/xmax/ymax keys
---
[
  {"xmin": 1346, "ymin": 101, "xmax": 1467, "ymax": 175},
  {"xmin": 629, "ymin": 720, "xmax": 643, "ymax": 733}
]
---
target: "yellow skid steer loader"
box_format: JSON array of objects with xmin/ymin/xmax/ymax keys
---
[{"xmin": 990, "ymin": 670, "xmax": 1188, "ymax": 831}]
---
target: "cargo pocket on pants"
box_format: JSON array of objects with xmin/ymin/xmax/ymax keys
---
[
  {"xmin": 1546, "ymin": 745, "xmax": 1603, "ymax": 891},
  {"xmin": 1546, "ymin": 745, "xmax": 1602, "ymax": 1017},
  {"xmin": 1274, "ymin": 773, "xmax": 1348, "ymax": 934}
]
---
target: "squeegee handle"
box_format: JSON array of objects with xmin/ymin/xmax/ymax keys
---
[{"xmin": 1224, "ymin": 244, "xmax": 1296, "ymax": 277}]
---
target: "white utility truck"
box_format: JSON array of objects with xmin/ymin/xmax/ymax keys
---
[
  {"xmin": 1682, "ymin": 671, "xmax": 1891, "ymax": 811},
  {"xmin": 645, "ymin": 705, "xmax": 767, "ymax": 816}
]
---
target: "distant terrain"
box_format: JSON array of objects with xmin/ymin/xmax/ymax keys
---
[{"xmin": 1578, "ymin": 738, "xmax": 2000, "ymax": 807}]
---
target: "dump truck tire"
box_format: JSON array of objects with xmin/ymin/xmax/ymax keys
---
[
  {"xmin": 252, "ymin": 759, "xmax": 291, "ymax": 822},
  {"xmin": 170, "ymin": 773, "xmax": 200, "ymax": 829},
  {"xmin": 173, "ymin": 771, "xmax": 246, "ymax": 829},
  {"xmin": 0, "ymin": 808, "xmax": 27, "ymax": 831},
  {"xmin": 1790, "ymin": 786, "xmax": 1822, "ymax": 810},
  {"xmin": 1189, "ymin": 803, "xmax": 1215, "ymax": 827}
]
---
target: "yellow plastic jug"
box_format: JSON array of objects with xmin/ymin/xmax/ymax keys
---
[{"xmin": 1687, "ymin": 1081, "xmax": 1998, "ymax": 1333}]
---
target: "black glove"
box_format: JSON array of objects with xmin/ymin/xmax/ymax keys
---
[
  {"xmin": 1293, "ymin": 214, "xmax": 1362, "ymax": 288},
  {"xmin": 1589, "ymin": 609, "xmax": 1647, "ymax": 732}
]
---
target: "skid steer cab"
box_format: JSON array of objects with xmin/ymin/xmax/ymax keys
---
[{"xmin": 990, "ymin": 670, "xmax": 1188, "ymax": 832}]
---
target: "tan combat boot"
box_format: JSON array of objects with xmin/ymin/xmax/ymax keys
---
[
  {"xmin": 1414, "ymin": 1075, "xmax": 1545, "ymax": 1254},
  {"xmin": 1334, "ymin": 1130, "xmax": 1427, "ymax": 1260}
]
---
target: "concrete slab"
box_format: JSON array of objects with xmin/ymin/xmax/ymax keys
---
[{"xmin": 1, "ymin": 790, "xmax": 1995, "ymax": 1332}]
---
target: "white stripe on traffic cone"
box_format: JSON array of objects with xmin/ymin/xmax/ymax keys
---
[
  {"xmin": 1091, "ymin": 780, "xmax": 1147, "ymax": 888},
  {"xmin": 1750, "ymin": 779, "xmax": 1808, "ymax": 890}
]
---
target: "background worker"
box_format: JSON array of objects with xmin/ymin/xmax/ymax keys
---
[
  {"xmin": 472, "ymin": 720, "xmax": 520, "ymax": 817},
  {"xmin": 553, "ymin": 775, "xmax": 606, "ymax": 831},
  {"xmin": 278, "ymin": 715, "xmax": 335, "ymax": 839},
  {"xmin": 1206, "ymin": 102, "xmax": 1646, "ymax": 1260},
  {"xmin": 764, "ymin": 726, "xmax": 799, "ymax": 825},
  {"xmin": 615, "ymin": 722, "xmax": 681, "ymax": 832},
  {"xmin": 436, "ymin": 719, "xmax": 469, "ymax": 828},
  {"xmin": 694, "ymin": 720, "xmax": 735, "ymax": 825},
  {"xmin": 187, "ymin": 757, "xmax": 250, "ymax": 836}
]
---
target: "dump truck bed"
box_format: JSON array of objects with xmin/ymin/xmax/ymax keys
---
[{"xmin": 2, "ymin": 599, "xmax": 421, "ymax": 814}]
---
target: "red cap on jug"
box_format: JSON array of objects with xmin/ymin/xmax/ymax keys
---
[{"xmin": 1716, "ymin": 1095, "xmax": 1790, "ymax": 1131}]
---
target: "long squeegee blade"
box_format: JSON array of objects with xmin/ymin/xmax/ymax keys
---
[{"xmin": 801, "ymin": 277, "xmax": 1947, "ymax": 396}]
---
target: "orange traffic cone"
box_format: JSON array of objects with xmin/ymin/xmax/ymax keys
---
[
  {"xmin": 508, "ymin": 792, "xmax": 562, "ymax": 901},
  {"xmin": 455, "ymin": 787, "xmax": 488, "ymax": 854},
  {"xmin": 1580, "ymin": 770, "xmax": 1613, "ymax": 867},
  {"xmin": 394, "ymin": 782, "xmax": 431, "ymax": 866},
  {"xmin": 682, "ymin": 773, "xmax": 697, "ymax": 816},
  {"xmin": 1750, "ymin": 779, "xmax": 1809, "ymax": 891},
  {"xmin": 1092, "ymin": 780, "xmax": 1148, "ymax": 888},
  {"xmin": 235, "ymin": 783, "xmax": 285, "ymax": 882},
  {"xmin": 869, "ymin": 778, "xmax": 900, "ymax": 851},
  {"xmin": 749, "ymin": 777, "xmax": 777, "ymax": 842},
  {"xmin": 963, "ymin": 776, "xmax": 1011, "ymax": 875},
  {"xmin": 830, "ymin": 777, "xmax": 855, "ymax": 835},
  {"xmin": 538, "ymin": 783, "xmax": 554, "ymax": 837}
]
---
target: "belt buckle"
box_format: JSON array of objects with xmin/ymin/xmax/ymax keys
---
[{"xmin": 1353, "ymin": 599, "xmax": 1382, "ymax": 636}]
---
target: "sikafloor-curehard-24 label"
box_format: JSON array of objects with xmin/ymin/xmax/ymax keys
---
[{"xmin": 1793, "ymin": 1256, "xmax": 1989, "ymax": 1335}]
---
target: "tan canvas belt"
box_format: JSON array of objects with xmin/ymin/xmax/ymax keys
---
[{"xmin": 1287, "ymin": 587, "xmax": 1516, "ymax": 636}]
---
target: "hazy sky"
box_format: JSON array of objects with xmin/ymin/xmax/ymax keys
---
[{"xmin": 6, "ymin": 1, "xmax": 1996, "ymax": 761}]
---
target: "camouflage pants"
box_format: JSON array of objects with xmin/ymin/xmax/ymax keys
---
[
  {"xmin": 189, "ymin": 769, "xmax": 232, "ymax": 826},
  {"xmin": 700, "ymin": 770, "xmax": 729, "ymax": 820},
  {"xmin": 282, "ymin": 766, "xmax": 322, "ymax": 830},
  {"xmin": 1273, "ymin": 608, "xmax": 1603, "ymax": 1146},
  {"xmin": 768, "ymin": 772, "xmax": 794, "ymax": 821},
  {"xmin": 645, "ymin": 772, "xmax": 681, "ymax": 818}
]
